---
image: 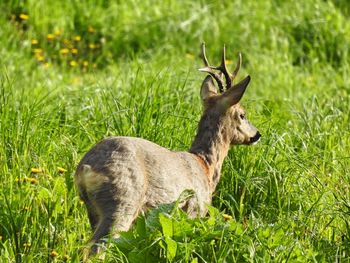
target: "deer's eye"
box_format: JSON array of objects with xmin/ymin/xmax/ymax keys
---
[{"xmin": 239, "ymin": 114, "xmax": 245, "ymax": 120}]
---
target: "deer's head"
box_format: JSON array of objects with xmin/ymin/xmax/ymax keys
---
[{"xmin": 199, "ymin": 43, "xmax": 261, "ymax": 145}]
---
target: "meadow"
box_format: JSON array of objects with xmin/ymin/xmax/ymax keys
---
[{"xmin": 0, "ymin": 0, "xmax": 350, "ymax": 262}]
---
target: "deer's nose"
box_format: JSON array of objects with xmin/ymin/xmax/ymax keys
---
[{"xmin": 250, "ymin": 131, "xmax": 261, "ymax": 144}]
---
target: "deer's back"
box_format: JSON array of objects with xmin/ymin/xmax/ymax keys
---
[{"xmin": 75, "ymin": 136, "xmax": 211, "ymax": 215}]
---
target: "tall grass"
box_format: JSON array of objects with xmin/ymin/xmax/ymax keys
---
[{"xmin": 0, "ymin": 0, "xmax": 349, "ymax": 261}]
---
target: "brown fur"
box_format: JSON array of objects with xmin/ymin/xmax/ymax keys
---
[{"xmin": 193, "ymin": 154, "xmax": 211, "ymax": 182}]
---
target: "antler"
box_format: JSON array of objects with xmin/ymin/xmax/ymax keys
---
[
  {"xmin": 199, "ymin": 43, "xmax": 242, "ymax": 93},
  {"xmin": 199, "ymin": 43, "xmax": 225, "ymax": 93}
]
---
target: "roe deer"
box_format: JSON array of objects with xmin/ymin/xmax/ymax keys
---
[{"xmin": 75, "ymin": 43, "xmax": 261, "ymax": 256}]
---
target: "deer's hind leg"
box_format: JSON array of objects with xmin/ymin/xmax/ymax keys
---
[
  {"xmin": 78, "ymin": 186, "xmax": 100, "ymax": 233},
  {"xmin": 87, "ymin": 170, "xmax": 146, "ymax": 254}
]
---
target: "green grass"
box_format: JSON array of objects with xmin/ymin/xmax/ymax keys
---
[{"xmin": 0, "ymin": 0, "xmax": 350, "ymax": 262}]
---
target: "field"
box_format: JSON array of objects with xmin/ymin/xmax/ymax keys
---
[{"xmin": 1, "ymin": 0, "xmax": 350, "ymax": 262}]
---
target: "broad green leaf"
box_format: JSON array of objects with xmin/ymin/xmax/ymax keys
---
[
  {"xmin": 165, "ymin": 237, "xmax": 177, "ymax": 261},
  {"xmin": 136, "ymin": 215, "xmax": 147, "ymax": 238},
  {"xmin": 159, "ymin": 213, "xmax": 173, "ymax": 237}
]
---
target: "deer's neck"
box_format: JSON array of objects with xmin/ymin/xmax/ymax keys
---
[{"xmin": 189, "ymin": 114, "xmax": 231, "ymax": 191}]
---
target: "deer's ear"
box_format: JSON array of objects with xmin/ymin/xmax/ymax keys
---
[
  {"xmin": 219, "ymin": 75, "xmax": 250, "ymax": 107},
  {"xmin": 200, "ymin": 75, "xmax": 217, "ymax": 101}
]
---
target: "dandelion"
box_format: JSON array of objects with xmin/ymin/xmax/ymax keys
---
[
  {"xmin": 47, "ymin": 34, "xmax": 55, "ymax": 41},
  {"xmin": 93, "ymin": 63, "xmax": 97, "ymax": 68},
  {"xmin": 60, "ymin": 48, "xmax": 69, "ymax": 55},
  {"xmin": 31, "ymin": 39, "xmax": 39, "ymax": 45},
  {"xmin": 82, "ymin": 61, "xmax": 89, "ymax": 67},
  {"xmin": 185, "ymin": 53, "xmax": 194, "ymax": 60},
  {"xmin": 36, "ymin": 55, "xmax": 44, "ymax": 62},
  {"xmin": 71, "ymin": 48, "xmax": 78, "ymax": 54},
  {"xmin": 57, "ymin": 167, "xmax": 67, "ymax": 173},
  {"xmin": 88, "ymin": 43, "xmax": 96, "ymax": 49},
  {"xmin": 19, "ymin": 14, "xmax": 29, "ymax": 20},
  {"xmin": 73, "ymin": 35, "xmax": 81, "ymax": 42},
  {"xmin": 44, "ymin": 62, "xmax": 50, "ymax": 68},
  {"xmin": 70, "ymin": 60, "xmax": 78, "ymax": 67},
  {"xmin": 88, "ymin": 26, "xmax": 95, "ymax": 33},
  {"xmin": 50, "ymin": 250, "xmax": 59, "ymax": 258},
  {"xmin": 33, "ymin": 48, "xmax": 43, "ymax": 54},
  {"xmin": 26, "ymin": 178, "xmax": 39, "ymax": 184},
  {"xmin": 31, "ymin": 167, "xmax": 43, "ymax": 173},
  {"xmin": 54, "ymin": 30, "xmax": 62, "ymax": 36},
  {"xmin": 223, "ymin": 214, "xmax": 233, "ymax": 221}
]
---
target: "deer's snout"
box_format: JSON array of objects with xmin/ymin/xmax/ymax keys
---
[{"xmin": 249, "ymin": 131, "xmax": 261, "ymax": 144}]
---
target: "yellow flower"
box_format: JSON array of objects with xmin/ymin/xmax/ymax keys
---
[
  {"xmin": 63, "ymin": 255, "xmax": 70, "ymax": 261},
  {"xmin": 26, "ymin": 178, "xmax": 39, "ymax": 184},
  {"xmin": 47, "ymin": 34, "xmax": 55, "ymax": 41},
  {"xmin": 31, "ymin": 168, "xmax": 43, "ymax": 173},
  {"xmin": 19, "ymin": 14, "xmax": 29, "ymax": 20},
  {"xmin": 82, "ymin": 61, "xmax": 89, "ymax": 67},
  {"xmin": 60, "ymin": 48, "xmax": 69, "ymax": 55},
  {"xmin": 185, "ymin": 53, "xmax": 194, "ymax": 60},
  {"xmin": 54, "ymin": 30, "xmax": 62, "ymax": 36},
  {"xmin": 70, "ymin": 60, "xmax": 77, "ymax": 67},
  {"xmin": 33, "ymin": 48, "xmax": 43, "ymax": 54},
  {"xmin": 44, "ymin": 62, "xmax": 50, "ymax": 68},
  {"xmin": 31, "ymin": 39, "xmax": 39, "ymax": 45},
  {"xmin": 73, "ymin": 35, "xmax": 81, "ymax": 42},
  {"xmin": 36, "ymin": 55, "xmax": 44, "ymax": 62},
  {"xmin": 223, "ymin": 214, "xmax": 233, "ymax": 221},
  {"xmin": 88, "ymin": 43, "xmax": 96, "ymax": 49},
  {"xmin": 225, "ymin": 59, "xmax": 233, "ymax": 65},
  {"xmin": 71, "ymin": 48, "xmax": 78, "ymax": 54},
  {"xmin": 88, "ymin": 26, "xmax": 95, "ymax": 33},
  {"xmin": 50, "ymin": 250, "xmax": 59, "ymax": 258},
  {"xmin": 57, "ymin": 167, "xmax": 67, "ymax": 173}
]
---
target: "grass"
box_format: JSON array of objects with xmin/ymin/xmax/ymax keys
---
[{"xmin": 0, "ymin": 0, "xmax": 350, "ymax": 262}]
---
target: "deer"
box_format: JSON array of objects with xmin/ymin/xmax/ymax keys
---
[{"xmin": 75, "ymin": 43, "xmax": 261, "ymax": 257}]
